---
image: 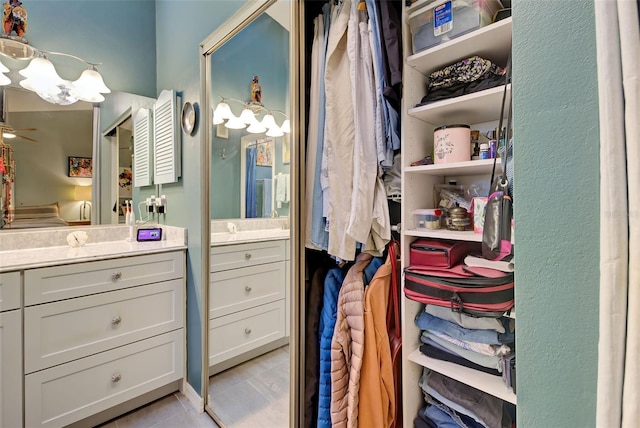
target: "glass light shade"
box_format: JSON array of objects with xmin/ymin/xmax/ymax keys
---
[
  {"xmin": 20, "ymin": 77, "xmax": 62, "ymax": 95},
  {"xmin": 0, "ymin": 60, "xmax": 8, "ymax": 73},
  {"xmin": 72, "ymin": 68, "xmax": 111, "ymax": 93},
  {"xmin": 280, "ymin": 119, "xmax": 291, "ymax": 133},
  {"xmin": 239, "ymin": 108, "xmax": 255, "ymax": 125},
  {"xmin": 2, "ymin": 132, "xmax": 16, "ymax": 139},
  {"xmin": 214, "ymin": 102, "xmax": 232, "ymax": 120},
  {"xmin": 261, "ymin": 114, "xmax": 277, "ymax": 129},
  {"xmin": 68, "ymin": 87, "xmax": 105, "ymax": 103},
  {"xmin": 224, "ymin": 114, "xmax": 246, "ymax": 130},
  {"xmin": 266, "ymin": 125, "xmax": 284, "ymax": 137},
  {"xmin": 0, "ymin": 73, "xmax": 9, "ymax": 86},
  {"xmin": 246, "ymin": 118, "xmax": 267, "ymax": 134},
  {"xmin": 37, "ymin": 80, "xmax": 78, "ymax": 105},
  {"xmin": 212, "ymin": 110, "xmax": 224, "ymax": 125},
  {"xmin": 19, "ymin": 57, "xmax": 62, "ymax": 80},
  {"xmin": 19, "ymin": 57, "xmax": 64, "ymax": 95}
]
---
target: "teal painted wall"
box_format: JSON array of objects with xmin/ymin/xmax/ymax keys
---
[
  {"xmin": 513, "ymin": 1, "xmax": 600, "ymax": 426},
  {"xmin": 154, "ymin": 0, "xmax": 249, "ymax": 395},
  {"xmin": 21, "ymin": 0, "xmax": 157, "ymax": 97}
]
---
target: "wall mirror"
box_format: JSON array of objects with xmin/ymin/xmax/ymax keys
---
[
  {"xmin": 201, "ymin": 0, "xmax": 295, "ymax": 426},
  {"xmin": 0, "ymin": 86, "xmax": 96, "ymax": 229},
  {"xmin": 0, "ymin": 84, "xmax": 156, "ymax": 230}
]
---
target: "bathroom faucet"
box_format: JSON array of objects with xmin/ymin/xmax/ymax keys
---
[{"xmin": 270, "ymin": 210, "xmax": 278, "ymax": 218}]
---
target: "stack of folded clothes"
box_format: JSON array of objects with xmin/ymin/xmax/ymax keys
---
[
  {"xmin": 415, "ymin": 305, "xmax": 515, "ymax": 382},
  {"xmin": 414, "ymin": 369, "xmax": 515, "ymax": 428}
]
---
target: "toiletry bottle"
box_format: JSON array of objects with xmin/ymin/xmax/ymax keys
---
[
  {"xmin": 124, "ymin": 201, "xmax": 130, "ymax": 227},
  {"xmin": 129, "ymin": 200, "xmax": 136, "ymax": 241},
  {"xmin": 480, "ymin": 143, "xmax": 490, "ymax": 160},
  {"xmin": 471, "ymin": 142, "xmax": 480, "ymax": 160}
]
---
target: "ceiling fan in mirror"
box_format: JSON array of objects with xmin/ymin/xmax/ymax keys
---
[{"xmin": 0, "ymin": 123, "xmax": 37, "ymax": 142}]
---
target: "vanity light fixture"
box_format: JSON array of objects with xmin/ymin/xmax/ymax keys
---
[
  {"xmin": 0, "ymin": 37, "xmax": 110, "ymax": 105},
  {"xmin": 213, "ymin": 96, "xmax": 290, "ymax": 135}
]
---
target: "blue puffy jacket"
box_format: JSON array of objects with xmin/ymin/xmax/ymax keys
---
[
  {"xmin": 317, "ymin": 258, "xmax": 383, "ymax": 428},
  {"xmin": 317, "ymin": 267, "xmax": 345, "ymax": 428}
]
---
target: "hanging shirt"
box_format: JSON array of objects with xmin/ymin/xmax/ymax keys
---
[
  {"xmin": 346, "ymin": 0, "xmax": 378, "ymax": 245},
  {"xmin": 324, "ymin": 0, "xmax": 358, "ymax": 261},
  {"xmin": 306, "ymin": 13, "xmax": 326, "ymax": 250}
]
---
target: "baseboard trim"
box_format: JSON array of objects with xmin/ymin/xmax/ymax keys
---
[{"xmin": 182, "ymin": 380, "xmax": 204, "ymax": 413}]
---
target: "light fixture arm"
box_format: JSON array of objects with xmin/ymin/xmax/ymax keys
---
[{"xmin": 37, "ymin": 49, "xmax": 102, "ymax": 68}]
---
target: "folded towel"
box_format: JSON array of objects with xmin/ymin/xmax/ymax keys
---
[{"xmin": 276, "ymin": 173, "xmax": 290, "ymax": 208}]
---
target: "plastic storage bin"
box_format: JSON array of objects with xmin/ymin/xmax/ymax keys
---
[
  {"xmin": 413, "ymin": 209, "xmax": 443, "ymax": 230},
  {"xmin": 408, "ymin": 0, "xmax": 502, "ymax": 54}
]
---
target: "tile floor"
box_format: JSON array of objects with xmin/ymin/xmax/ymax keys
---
[
  {"xmin": 98, "ymin": 392, "xmax": 219, "ymax": 428},
  {"xmin": 99, "ymin": 346, "xmax": 289, "ymax": 428},
  {"xmin": 209, "ymin": 346, "xmax": 290, "ymax": 428}
]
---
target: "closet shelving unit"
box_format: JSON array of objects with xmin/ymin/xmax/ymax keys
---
[{"xmin": 400, "ymin": 7, "xmax": 515, "ymax": 422}]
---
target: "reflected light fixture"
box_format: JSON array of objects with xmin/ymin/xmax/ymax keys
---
[
  {"xmin": 224, "ymin": 114, "xmax": 247, "ymax": 130},
  {"xmin": 0, "ymin": 37, "xmax": 110, "ymax": 105},
  {"xmin": 74, "ymin": 185, "xmax": 92, "ymax": 220},
  {"xmin": 213, "ymin": 96, "xmax": 289, "ymax": 136}
]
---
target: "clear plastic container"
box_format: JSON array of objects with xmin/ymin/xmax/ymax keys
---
[
  {"xmin": 413, "ymin": 208, "xmax": 443, "ymax": 230},
  {"xmin": 407, "ymin": 0, "xmax": 502, "ymax": 54}
]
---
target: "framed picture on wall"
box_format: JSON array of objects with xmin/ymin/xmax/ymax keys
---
[
  {"xmin": 68, "ymin": 156, "xmax": 93, "ymax": 178},
  {"xmin": 118, "ymin": 167, "xmax": 132, "ymax": 198},
  {"xmin": 256, "ymin": 141, "xmax": 273, "ymax": 166}
]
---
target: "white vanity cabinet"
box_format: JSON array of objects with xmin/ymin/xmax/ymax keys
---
[
  {"xmin": 22, "ymin": 251, "xmax": 186, "ymax": 428},
  {"xmin": 209, "ymin": 239, "xmax": 289, "ymax": 374},
  {"xmin": 0, "ymin": 271, "xmax": 22, "ymax": 428}
]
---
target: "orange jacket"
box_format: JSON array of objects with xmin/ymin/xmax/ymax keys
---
[{"xmin": 359, "ymin": 256, "xmax": 395, "ymax": 428}]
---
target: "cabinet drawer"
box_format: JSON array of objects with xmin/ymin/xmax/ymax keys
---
[
  {"xmin": 209, "ymin": 300, "xmax": 285, "ymax": 367},
  {"xmin": 0, "ymin": 309, "xmax": 22, "ymax": 428},
  {"xmin": 0, "ymin": 271, "xmax": 20, "ymax": 311},
  {"xmin": 211, "ymin": 240, "xmax": 285, "ymax": 272},
  {"xmin": 24, "ymin": 251, "xmax": 184, "ymax": 305},
  {"xmin": 210, "ymin": 262, "xmax": 285, "ymax": 319},
  {"xmin": 25, "ymin": 279, "xmax": 184, "ymax": 373},
  {"xmin": 25, "ymin": 329, "xmax": 183, "ymax": 428}
]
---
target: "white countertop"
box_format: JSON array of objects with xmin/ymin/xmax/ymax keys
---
[
  {"xmin": 211, "ymin": 229, "xmax": 290, "ymax": 246},
  {"xmin": 0, "ymin": 240, "xmax": 187, "ymax": 272}
]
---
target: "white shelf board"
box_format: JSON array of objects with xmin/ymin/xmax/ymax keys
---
[
  {"xmin": 406, "ymin": 158, "xmax": 501, "ymax": 176},
  {"xmin": 404, "ymin": 229, "xmax": 482, "ymax": 242},
  {"xmin": 407, "ymin": 18, "xmax": 513, "ymax": 76},
  {"xmin": 408, "ymin": 85, "xmax": 510, "ymax": 125},
  {"xmin": 408, "ymin": 348, "xmax": 517, "ymax": 404}
]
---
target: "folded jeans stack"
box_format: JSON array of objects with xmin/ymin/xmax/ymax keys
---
[{"xmin": 415, "ymin": 305, "xmax": 515, "ymax": 383}]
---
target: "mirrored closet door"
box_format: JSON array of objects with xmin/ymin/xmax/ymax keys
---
[{"xmin": 200, "ymin": 1, "xmax": 299, "ymax": 426}]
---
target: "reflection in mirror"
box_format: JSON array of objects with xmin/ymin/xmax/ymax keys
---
[
  {"xmin": 204, "ymin": 1, "xmax": 292, "ymax": 426},
  {"xmin": 1, "ymin": 86, "xmax": 94, "ymax": 229},
  {"xmin": 210, "ymin": 2, "xmax": 290, "ymax": 221}
]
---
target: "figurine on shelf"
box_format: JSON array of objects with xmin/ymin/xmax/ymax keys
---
[
  {"xmin": 251, "ymin": 75, "xmax": 262, "ymax": 104},
  {"xmin": 2, "ymin": 0, "xmax": 27, "ymax": 38}
]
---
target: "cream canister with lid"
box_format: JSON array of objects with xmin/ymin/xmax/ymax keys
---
[{"xmin": 433, "ymin": 124, "xmax": 471, "ymax": 164}]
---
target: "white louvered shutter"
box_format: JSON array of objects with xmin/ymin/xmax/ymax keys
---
[
  {"xmin": 153, "ymin": 89, "xmax": 181, "ymax": 184},
  {"xmin": 133, "ymin": 108, "xmax": 153, "ymax": 187}
]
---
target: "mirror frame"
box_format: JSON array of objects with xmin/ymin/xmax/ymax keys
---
[{"xmin": 199, "ymin": 1, "xmax": 301, "ymax": 425}]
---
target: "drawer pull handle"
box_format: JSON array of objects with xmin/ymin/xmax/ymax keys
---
[
  {"xmin": 111, "ymin": 316, "xmax": 122, "ymax": 326},
  {"xmin": 244, "ymin": 328, "xmax": 252, "ymax": 335},
  {"xmin": 111, "ymin": 372, "xmax": 122, "ymax": 383},
  {"xmin": 245, "ymin": 286, "xmax": 252, "ymax": 292},
  {"xmin": 245, "ymin": 253, "xmax": 252, "ymax": 259},
  {"xmin": 111, "ymin": 272, "xmax": 122, "ymax": 281}
]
